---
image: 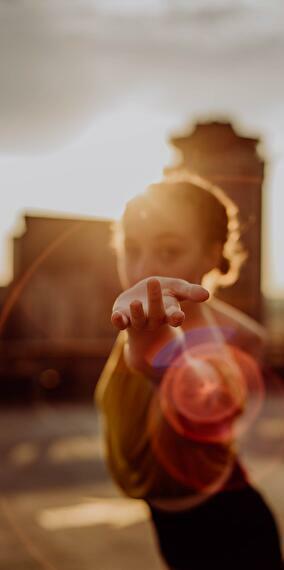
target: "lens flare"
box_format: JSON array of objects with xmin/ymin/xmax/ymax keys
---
[{"xmin": 147, "ymin": 333, "xmax": 265, "ymax": 493}]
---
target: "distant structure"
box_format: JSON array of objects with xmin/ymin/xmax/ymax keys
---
[
  {"xmin": 0, "ymin": 215, "xmax": 121, "ymax": 402},
  {"xmin": 164, "ymin": 121, "xmax": 264, "ymax": 321}
]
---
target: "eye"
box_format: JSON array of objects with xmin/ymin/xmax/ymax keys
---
[{"xmin": 157, "ymin": 247, "xmax": 180, "ymax": 262}]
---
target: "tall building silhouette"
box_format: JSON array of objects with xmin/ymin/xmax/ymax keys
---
[{"xmin": 165, "ymin": 120, "xmax": 264, "ymax": 321}]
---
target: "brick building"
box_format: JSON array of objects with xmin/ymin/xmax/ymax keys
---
[{"xmin": 0, "ymin": 215, "xmax": 120, "ymax": 402}]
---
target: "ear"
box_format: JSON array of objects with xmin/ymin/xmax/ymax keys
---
[{"xmin": 203, "ymin": 241, "xmax": 223, "ymax": 274}]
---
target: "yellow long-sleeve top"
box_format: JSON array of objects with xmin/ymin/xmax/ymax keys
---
[{"xmin": 95, "ymin": 332, "xmax": 240, "ymax": 509}]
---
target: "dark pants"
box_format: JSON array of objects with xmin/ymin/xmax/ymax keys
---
[{"xmin": 149, "ymin": 485, "xmax": 283, "ymax": 570}]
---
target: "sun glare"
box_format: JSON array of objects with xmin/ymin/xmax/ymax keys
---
[{"xmin": 0, "ymin": 105, "xmax": 175, "ymax": 286}]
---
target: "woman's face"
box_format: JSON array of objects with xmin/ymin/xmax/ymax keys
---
[{"xmin": 117, "ymin": 199, "xmax": 217, "ymax": 289}]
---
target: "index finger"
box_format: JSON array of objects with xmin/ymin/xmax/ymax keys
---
[{"xmin": 147, "ymin": 278, "xmax": 166, "ymax": 324}]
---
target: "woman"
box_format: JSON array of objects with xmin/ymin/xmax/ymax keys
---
[{"xmin": 95, "ymin": 174, "xmax": 283, "ymax": 569}]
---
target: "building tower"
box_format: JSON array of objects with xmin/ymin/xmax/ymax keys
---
[{"xmin": 164, "ymin": 121, "xmax": 265, "ymax": 321}]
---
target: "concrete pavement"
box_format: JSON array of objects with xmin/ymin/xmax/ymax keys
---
[{"xmin": 0, "ymin": 403, "xmax": 283, "ymax": 569}]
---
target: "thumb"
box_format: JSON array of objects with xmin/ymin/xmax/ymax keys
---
[{"xmin": 167, "ymin": 280, "xmax": 209, "ymax": 303}]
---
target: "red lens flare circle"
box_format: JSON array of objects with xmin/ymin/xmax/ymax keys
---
[{"xmin": 159, "ymin": 343, "xmax": 264, "ymax": 444}]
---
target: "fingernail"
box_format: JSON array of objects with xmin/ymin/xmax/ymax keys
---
[
  {"xmin": 169, "ymin": 311, "xmax": 185, "ymax": 324},
  {"xmin": 190, "ymin": 285, "xmax": 209, "ymax": 300}
]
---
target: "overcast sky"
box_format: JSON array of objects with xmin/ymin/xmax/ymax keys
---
[{"xmin": 0, "ymin": 0, "xmax": 284, "ymax": 296}]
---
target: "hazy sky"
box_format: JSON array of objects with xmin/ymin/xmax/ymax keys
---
[{"xmin": 0, "ymin": 0, "xmax": 284, "ymax": 296}]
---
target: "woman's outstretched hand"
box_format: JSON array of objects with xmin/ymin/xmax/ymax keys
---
[{"xmin": 111, "ymin": 277, "xmax": 209, "ymax": 331}]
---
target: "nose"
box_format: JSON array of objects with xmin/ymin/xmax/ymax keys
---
[{"xmin": 132, "ymin": 254, "xmax": 157, "ymax": 284}]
